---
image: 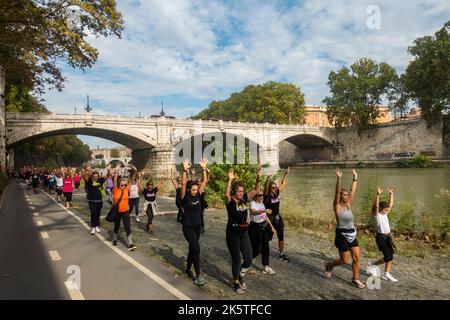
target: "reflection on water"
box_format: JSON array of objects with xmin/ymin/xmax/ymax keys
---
[{"xmin": 280, "ymin": 168, "xmax": 450, "ymax": 231}]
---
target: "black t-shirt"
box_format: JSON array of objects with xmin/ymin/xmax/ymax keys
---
[
  {"xmin": 143, "ymin": 187, "xmax": 158, "ymax": 202},
  {"xmin": 226, "ymin": 193, "xmax": 249, "ymax": 226},
  {"xmin": 200, "ymin": 192, "xmax": 208, "ymax": 210},
  {"xmin": 265, "ymin": 190, "xmax": 280, "ymax": 216},
  {"xmin": 181, "ymin": 193, "xmax": 202, "ymax": 227},
  {"xmin": 85, "ymin": 178, "xmax": 105, "ymax": 201},
  {"xmin": 32, "ymin": 175, "xmax": 39, "ymax": 184}
]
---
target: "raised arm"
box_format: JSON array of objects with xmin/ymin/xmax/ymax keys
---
[
  {"xmin": 137, "ymin": 172, "xmax": 144, "ymax": 193},
  {"xmin": 127, "ymin": 165, "xmax": 137, "ymax": 191},
  {"xmin": 247, "ymin": 165, "xmax": 262, "ymax": 199},
  {"xmin": 225, "ymin": 170, "xmax": 235, "ymax": 204},
  {"xmin": 387, "ymin": 187, "xmax": 395, "ymax": 213},
  {"xmin": 171, "ymin": 175, "xmax": 179, "ymax": 189},
  {"xmin": 278, "ymin": 166, "xmax": 290, "ymax": 193},
  {"xmin": 334, "ymin": 168, "xmax": 342, "ymax": 211},
  {"xmin": 113, "ymin": 164, "xmax": 120, "ymax": 188},
  {"xmin": 199, "ymin": 158, "xmax": 208, "ymax": 194},
  {"xmin": 191, "ymin": 168, "xmax": 197, "ymax": 182},
  {"xmin": 374, "ymin": 187, "xmax": 383, "ymax": 216},
  {"xmin": 348, "ymin": 169, "xmax": 358, "ymax": 205},
  {"xmin": 264, "ymin": 174, "xmax": 272, "ymax": 196},
  {"xmin": 180, "ymin": 159, "xmax": 190, "ymax": 200},
  {"xmin": 81, "ymin": 165, "xmax": 91, "ymax": 183}
]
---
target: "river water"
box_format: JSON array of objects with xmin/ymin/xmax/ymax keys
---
[{"xmin": 280, "ymin": 167, "xmax": 450, "ymax": 233}]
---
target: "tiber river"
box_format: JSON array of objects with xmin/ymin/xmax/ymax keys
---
[{"xmin": 281, "ymin": 167, "xmax": 450, "ymax": 234}]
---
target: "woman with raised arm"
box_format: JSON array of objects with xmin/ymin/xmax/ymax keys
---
[
  {"xmin": 179, "ymin": 159, "xmax": 208, "ymax": 286},
  {"xmin": 368, "ymin": 187, "xmax": 398, "ymax": 282},
  {"xmin": 324, "ymin": 169, "xmax": 366, "ymax": 289},
  {"xmin": 138, "ymin": 172, "xmax": 163, "ymax": 234},
  {"xmin": 263, "ymin": 167, "xmax": 291, "ymax": 262},
  {"xmin": 225, "ymin": 166, "xmax": 262, "ymax": 294},
  {"xmin": 61, "ymin": 167, "xmax": 76, "ymax": 208},
  {"xmin": 82, "ymin": 164, "xmax": 107, "ymax": 235},
  {"xmin": 112, "ymin": 164, "xmax": 137, "ymax": 251}
]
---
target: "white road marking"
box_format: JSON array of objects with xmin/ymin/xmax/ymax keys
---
[
  {"xmin": 36, "ymin": 220, "xmax": 43, "ymax": 226},
  {"xmin": 64, "ymin": 281, "xmax": 85, "ymax": 300},
  {"xmin": 43, "ymin": 192, "xmax": 191, "ymax": 300},
  {"xmin": 41, "ymin": 232, "xmax": 49, "ymax": 239},
  {"xmin": 49, "ymin": 251, "xmax": 61, "ymax": 261}
]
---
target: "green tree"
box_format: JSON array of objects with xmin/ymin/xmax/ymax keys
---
[
  {"xmin": 95, "ymin": 154, "xmax": 104, "ymax": 159},
  {"xmin": 195, "ymin": 81, "xmax": 306, "ymax": 124},
  {"xmin": 110, "ymin": 148, "xmax": 120, "ymax": 158},
  {"xmin": 404, "ymin": 20, "xmax": 450, "ymax": 127},
  {"xmin": 1, "ymin": 0, "xmax": 124, "ymax": 96},
  {"xmin": 323, "ymin": 58, "xmax": 397, "ymax": 135}
]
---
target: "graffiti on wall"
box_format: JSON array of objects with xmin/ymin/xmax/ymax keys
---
[{"xmin": 375, "ymin": 152, "xmax": 416, "ymax": 160}]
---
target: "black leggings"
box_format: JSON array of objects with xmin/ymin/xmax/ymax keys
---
[
  {"xmin": 129, "ymin": 198, "xmax": 140, "ymax": 216},
  {"xmin": 182, "ymin": 225, "xmax": 201, "ymax": 276},
  {"xmin": 249, "ymin": 222, "xmax": 270, "ymax": 266},
  {"xmin": 114, "ymin": 212, "xmax": 131, "ymax": 236},
  {"xmin": 226, "ymin": 229, "xmax": 252, "ymax": 281},
  {"xmin": 89, "ymin": 201, "xmax": 103, "ymax": 228}
]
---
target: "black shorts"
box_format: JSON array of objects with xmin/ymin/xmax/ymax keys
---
[
  {"xmin": 334, "ymin": 229, "xmax": 359, "ymax": 252},
  {"xmin": 64, "ymin": 192, "xmax": 72, "ymax": 202},
  {"xmin": 74, "ymin": 182, "xmax": 80, "ymax": 189},
  {"xmin": 376, "ymin": 234, "xmax": 394, "ymax": 262},
  {"xmin": 269, "ymin": 215, "xmax": 284, "ymax": 241},
  {"xmin": 56, "ymin": 187, "xmax": 62, "ymax": 195}
]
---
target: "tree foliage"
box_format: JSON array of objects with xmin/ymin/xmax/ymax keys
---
[
  {"xmin": 404, "ymin": 20, "xmax": 450, "ymax": 126},
  {"xmin": 323, "ymin": 58, "xmax": 397, "ymax": 135},
  {"xmin": 0, "ymin": 0, "xmax": 124, "ymax": 96},
  {"xmin": 195, "ymin": 81, "xmax": 306, "ymax": 124},
  {"xmin": 110, "ymin": 148, "xmax": 119, "ymax": 158}
]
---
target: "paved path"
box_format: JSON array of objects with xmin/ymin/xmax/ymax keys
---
[
  {"xmin": 0, "ymin": 180, "xmax": 212, "ymax": 300},
  {"xmin": 70, "ymin": 190, "xmax": 450, "ymax": 300}
]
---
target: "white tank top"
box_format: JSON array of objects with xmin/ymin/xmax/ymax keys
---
[
  {"xmin": 375, "ymin": 212, "xmax": 391, "ymax": 234},
  {"xmin": 129, "ymin": 184, "xmax": 139, "ymax": 198}
]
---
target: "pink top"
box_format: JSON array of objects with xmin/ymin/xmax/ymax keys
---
[
  {"xmin": 62, "ymin": 178, "xmax": 73, "ymax": 193},
  {"xmin": 74, "ymin": 175, "xmax": 81, "ymax": 183}
]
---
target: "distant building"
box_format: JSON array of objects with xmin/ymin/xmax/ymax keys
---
[
  {"xmin": 303, "ymin": 105, "xmax": 393, "ymax": 127},
  {"xmin": 91, "ymin": 146, "xmax": 132, "ymax": 160}
]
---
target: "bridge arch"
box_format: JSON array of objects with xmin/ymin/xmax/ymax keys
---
[{"xmin": 278, "ymin": 132, "xmax": 335, "ymax": 164}]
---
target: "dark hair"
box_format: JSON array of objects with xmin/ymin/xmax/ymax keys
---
[
  {"xmin": 379, "ymin": 201, "xmax": 389, "ymax": 210},
  {"xmin": 231, "ymin": 182, "xmax": 245, "ymax": 196}
]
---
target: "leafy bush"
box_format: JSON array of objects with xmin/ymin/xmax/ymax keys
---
[{"xmin": 410, "ymin": 155, "xmax": 432, "ymax": 168}]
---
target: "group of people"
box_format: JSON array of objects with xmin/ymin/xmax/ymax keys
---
[{"xmin": 19, "ymin": 161, "xmax": 398, "ymax": 294}]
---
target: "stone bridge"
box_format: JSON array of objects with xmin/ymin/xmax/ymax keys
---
[{"xmin": 5, "ymin": 112, "xmax": 333, "ymax": 175}]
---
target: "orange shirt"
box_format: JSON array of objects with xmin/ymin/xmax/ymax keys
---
[{"xmin": 113, "ymin": 187, "xmax": 129, "ymax": 213}]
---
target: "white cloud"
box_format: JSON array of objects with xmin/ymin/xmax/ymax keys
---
[{"xmin": 43, "ymin": 0, "xmax": 450, "ymax": 123}]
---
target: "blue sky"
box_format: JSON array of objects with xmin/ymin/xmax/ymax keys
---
[{"xmin": 42, "ymin": 0, "xmax": 450, "ymax": 148}]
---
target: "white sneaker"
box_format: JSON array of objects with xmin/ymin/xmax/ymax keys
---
[
  {"xmin": 136, "ymin": 216, "xmax": 141, "ymax": 222},
  {"xmin": 240, "ymin": 267, "xmax": 250, "ymax": 277},
  {"xmin": 382, "ymin": 273, "xmax": 398, "ymax": 282},
  {"xmin": 90, "ymin": 228, "xmax": 96, "ymax": 235},
  {"xmin": 262, "ymin": 266, "xmax": 276, "ymax": 275},
  {"xmin": 95, "ymin": 227, "xmax": 101, "ymax": 233}
]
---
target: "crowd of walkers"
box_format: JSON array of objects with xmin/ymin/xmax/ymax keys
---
[{"xmin": 18, "ymin": 161, "xmax": 399, "ymax": 294}]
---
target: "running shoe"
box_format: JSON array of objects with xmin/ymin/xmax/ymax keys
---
[
  {"xmin": 233, "ymin": 283, "xmax": 245, "ymax": 294},
  {"xmin": 279, "ymin": 254, "xmax": 290, "ymax": 263},
  {"xmin": 128, "ymin": 243, "xmax": 137, "ymax": 251},
  {"xmin": 95, "ymin": 227, "xmax": 101, "ymax": 233},
  {"xmin": 262, "ymin": 266, "xmax": 276, "ymax": 275},
  {"xmin": 194, "ymin": 277, "xmax": 206, "ymax": 286},
  {"xmin": 238, "ymin": 276, "xmax": 247, "ymax": 290},
  {"xmin": 90, "ymin": 228, "xmax": 96, "ymax": 235},
  {"xmin": 136, "ymin": 216, "xmax": 141, "ymax": 223},
  {"xmin": 382, "ymin": 273, "xmax": 398, "ymax": 282},
  {"xmin": 240, "ymin": 267, "xmax": 250, "ymax": 277},
  {"xmin": 112, "ymin": 240, "xmax": 118, "ymax": 246}
]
